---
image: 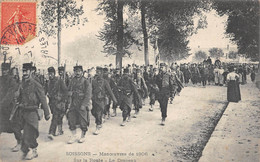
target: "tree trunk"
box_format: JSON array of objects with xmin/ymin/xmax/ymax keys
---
[
  {"xmin": 116, "ymin": 0, "xmax": 124, "ymax": 69},
  {"xmin": 57, "ymin": 0, "xmax": 61, "ymax": 67},
  {"xmin": 141, "ymin": 2, "xmax": 149, "ymax": 66}
]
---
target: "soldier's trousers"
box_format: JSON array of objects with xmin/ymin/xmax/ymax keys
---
[
  {"xmin": 67, "ymin": 109, "xmax": 88, "ymax": 132},
  {"xmin": 91, "ymin": 102, "xmax": 104, "ymax": 125},
  {"xmin": 11, "ymin": 108, "xmax": 23, "ymax": 143},
  {"xmin": 158, "ymin": 94, "xmax": 169, "ymax": 118},
  {"xmin": 149, "ymin": 92, "xmax": 156, "ymax": 106},
  {"xmin": 21, "ymin": 111, "xmax": 39, "ymax": 154},
  {"xmin": 104, "ymin": 98, "xmax": 111, "ymax": 116},
  {"xmin": 49, "ymin": 109, "xmax": 64, "ymax": 135},
  {"xmin": 121, "ymin": 102, "xmax": 131, "ymax": 121}
]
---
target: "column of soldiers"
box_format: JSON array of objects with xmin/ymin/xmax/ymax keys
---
[{"xmin": 0, "ymin": 61, "xmax": 187, "ymax": 160}]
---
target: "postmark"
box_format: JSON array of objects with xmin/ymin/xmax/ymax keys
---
[{"xmin": 0, "ymin": 0, "xmax": 36, "ymax": 45}]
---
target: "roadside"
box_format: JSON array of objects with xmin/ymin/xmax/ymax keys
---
[{"xmin": 199, "ymin": 79, "xmax": 260, "ymax": 162}]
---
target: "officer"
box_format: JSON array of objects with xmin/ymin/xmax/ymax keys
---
[
  {"xmin": 156, "ymin": 63, "xmax": 177, "ymax": 125},
  {"xmin": 91, "ymin": 66, "xmax": 117, "ymax": 135},
  {"xmin": 118, "ymin": 68, "xmax": 141, "ymax": 126},
  {"xmin": 0, "ymin": 62, "xmax": 22, "ymax": 152},
  {"xmin": 67, "ymin": 65, "xmax": 92, "ymax": 144},
  {"xmin": 46, "ymin": 67, "xmax": 68, "ymax": 140},
  {"xmin": 15, "ymin": 63, "xmax": 50, "ymax": 160}
]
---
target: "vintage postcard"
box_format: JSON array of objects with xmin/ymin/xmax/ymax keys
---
[{"xmin": 0, "ymin": 0, "xmax": 259, "ymax": 162}]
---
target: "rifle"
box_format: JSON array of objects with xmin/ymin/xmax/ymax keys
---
[{"xmin": 9, "ymin": 99, "xmax": 19, "ymax": 121}]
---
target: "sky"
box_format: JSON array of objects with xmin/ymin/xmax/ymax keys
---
[{"xmin": 59, "ymin": 0, "xmax": 237, "ymax": 66}]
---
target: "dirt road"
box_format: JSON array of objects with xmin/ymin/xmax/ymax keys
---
[{"xmin": 0, "ymin": 84, "xmax": 228, "ymax": 162}]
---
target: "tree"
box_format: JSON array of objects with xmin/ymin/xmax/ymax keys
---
[
  {"xmin": 146, "ymin": 0, "xmax": 210, "ymax": 62},
  {"xmin": 212, "ymin": 0, "xmax": 260, "ymax": 61},
  {"xmin": 208, "ymin": 47, "xmax": 224, "ymax": 58},
  {"xmin": 228, "ymin": 51, "xmax": 238, "ymax": 59},
  {"xmin": 97, "ymin": 0, "xmax": 141, "ymax": 69},
  {"xmin": 40, "ymin": 0, "xmax": 87, "ymax": 66},
  {"xmin": 193, "ymin": 50, "xmax": 207, "ymax": 61}
]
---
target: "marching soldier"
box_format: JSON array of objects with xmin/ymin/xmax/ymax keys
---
[
  {"xmin": 118, "ymin": 68, "xmax": 141, "ymax": 126},
  {"xmin": 103, "ymin": 67, "xmax": 114, "ymax": 120},
  {"xmin": 110, "ymin": 68, "xmax": 121, "ymax": 117},
  {"xmin": 0, "ymin": 63, "xmax": 23, "ymax": 152},
  {"xmin": 67, "ymin": 65, "xmax": 92, "ymax": 144},
  {"xmin": 15, "ymin": 63, "xmax": 50, "ymax": 160},
  {"xmin": 46, "ymin": 67, "xmax": 68, "ymax": 140},
  {"xmin": 155, "ymin": 63, "xmax": 177, "ymax": 126},
  {"xmin": 91, "ymin": 66, "xmax": 117, "ymax": 135},
  {"xmin": 133, "ymin": 69, "xmax": 148, "ymax": 118},
  {"xmin": 58, "ymin": 66, "xmax": 70, "ymax": 87},
  {"xmin": 148, "ymin": 67, "xmax": 159, "ymax": 111}
]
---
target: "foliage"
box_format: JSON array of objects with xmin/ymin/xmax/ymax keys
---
[
  {"xmin": 96, "ymin": 0, "xmax": 142, "ymax": 57},
  {"xmin": 194, "ymin": 50, "xmax": 208, "ymax": 61},
  {"xmin": 212, "ymin": 0, "xmax": 259, "ymax": 60},
  {"xmin": 208, "ymin": 47, "xmax": 224, "ymax": 58},
  {"xmin": 228, "ymin": 51, "xmax": 238, "ymax": 59},
  {"xmin": 39, "ymin": 0, "xmax": 88, "ymax": 37}
]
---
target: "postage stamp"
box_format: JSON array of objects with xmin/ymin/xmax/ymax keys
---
[{"xmin": 0, "ymin": 0, "xmax": 36, "ymax": 45}]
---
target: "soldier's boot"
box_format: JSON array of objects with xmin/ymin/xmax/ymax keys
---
[
  {"xmin": 78, "ymin": 131, "xmax": 86, "ymax": 143},
  {"xmin": 56, "ymin": 125, "xmax": 64, "ymax": 136},
  {"xmin": 111, "ymin": 109, "xmax": 117, "ymax": 117},
  {"xmin": 11, "ymin": 141, "xmax": 21, "ymax": 152},
  {"xmin": 121, "ymin": 120, "xmax": 127, "ymax": 126},
  {"xmin": 161, "ymin": 118, "xmax": 166, "ymax": 126},
  {"xmin": 107, "ymin": 111, "xmax": 110, "ymax": 120},
  {"xmin": 24, "ymin": 148, "xmax": 37, "ymax": 160},
  {"xmin": 133, "ymin": 110, "xmax": 139, "ymax": 118},
  {"xmin": 127, "ymin": 115, "xmax": 131, "ymax": 122},
  {"xmin": 93, "ymin": 125, "xmax": 101, "ymax": 135},
  {"xmin": 47, "ymin": 134, "xmax": 55, "ymax": 140},
  {"xmin": 32, "ymin": 148, "xmax": 38, "ymax": 158},
  {"xmin": 149, "ymin": 105, "xmax": 153, "ymax": 112},
  {"xmin": 67, "ymin": 130, "xmax": 77, "ymax": 144}
]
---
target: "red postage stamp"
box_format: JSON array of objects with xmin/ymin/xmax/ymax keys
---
[{"xmin": 0, "ymin": 0, "xmax": 36, "ymax": 45}]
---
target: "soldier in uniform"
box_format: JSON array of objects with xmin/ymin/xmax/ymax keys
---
[
  {"xmin": 67, "ymin": 65, "xmax": 92, "ymax": 144},
  {"xmin": 58, "ymin": 66, "xmax": 70, "ymax": 87},
  {"xmin": 91, "ymin": 66, "xmax": 117, "ymax": 135},
  {"xmin": 110, "ymin": 68, "xmax": 121, "ymax": 117},
  {"xmin": 46, "ymin": 67, "xmax": 68, "ymax": 140},
  {"xmin": 155, "ymin": 63, "xmax": 177, "ymax": 125},
  {"xmin": 15, "ymin": 63, "xmax": 50, "ymax": 160},
  {"xmin": 133, "ymin": 69, "xmax": 148, "ymax": 118},
  {"xmin": 148, "ymin": 68, "xmax": 159, "ymax": 111},
  {"xmin": 0, "ymin": 63, "xmax": 23, "ymax": 152},
  {"xmin": 118, "ymin": 68, "xmax": 141, "ymax": 126}
]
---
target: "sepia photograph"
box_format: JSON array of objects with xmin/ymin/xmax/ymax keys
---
[{"xmin": 0, "ymin": 0, "xmax": 259, "ymax": 161}]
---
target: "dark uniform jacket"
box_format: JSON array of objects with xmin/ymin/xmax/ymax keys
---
[
  {"xmin": 92, "ymin": 75, "xmax": 117, "ymax": 108},
  {"xmin": 118, "ymin": 74, "xmax": 141, "ymax": 109},
  {"xmin": 18, "ymin": 77, "xmax": 50, "ymax": 136},
  {"xmin": 68, "ymin": 76, "xmax": 92, "ymax": 125},
  {"xmin": 155, "ymin": 72, "xmax": 177, "ymax": 96},
  {"xmin": 0, "ymin": 75, "xmax": 20, "ymax": 133},
  {"xmin": 46, "ymin": 77, "xmax": 68, "ymax": 113}
]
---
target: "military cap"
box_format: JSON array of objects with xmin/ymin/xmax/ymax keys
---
[
  {"xmin": 153, "ymin": 67, "xmax": 158, "ymax": 71},
  {"xmin": 160, "ymin": 63, "xmax": 166, "ymax": 67},
  {"xmin": 22, "ymin": 63, "xmax": 32, "ymax": 71},
  {"xmin": 74, "ymin": 65, "xmax": 83, "ymax": 71},
  {"xmin": 1, "ymin": 63, "xmax": 11, "ymax": 70},
  {"xmin": 123, "ymin": 68, "xmax": 130, "ymax": 74},
  {"xmin": 109, "ymin": 64, "xmax": 112, "ymax": 67},
  {"xmin": 103, "ymin": 67, "xmax": 109, "ymax": 72},
  {"xmin": 58, "ymin": 66, "xmax": 65, "ymax": 71},
  {"xmin": 48, "ymin": 67, "xmax": 55, "ymax": 73},
  {"xmin": 127, "ymin": 64, "xmax": 131, "ymax": 67}
]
